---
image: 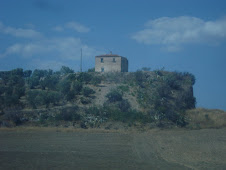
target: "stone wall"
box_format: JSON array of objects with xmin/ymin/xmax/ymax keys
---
[
  {"xmin": 121, "ymin": 57, "xmax": 128, "ymax": 72},
  {"xmin": 95, "ymin": 56, "xmax": 128, "ymax": 72}
]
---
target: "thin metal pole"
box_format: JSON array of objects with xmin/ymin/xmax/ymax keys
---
[{"xmin": 80, "ymin": 48, "xmax": 82, "ymax": 72}]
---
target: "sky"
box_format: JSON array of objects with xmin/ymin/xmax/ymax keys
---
[{"xmin": 0, "ymin": 0, "xmax": 226, "ymax": 110}]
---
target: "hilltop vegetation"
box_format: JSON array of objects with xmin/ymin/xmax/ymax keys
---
[{"xmin": 0, "ymin": 66, "xmax": 220, "ymax": 129}]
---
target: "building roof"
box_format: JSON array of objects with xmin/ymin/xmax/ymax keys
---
[{"xmin": 95, "ymin": 54, "xmax": 122, "ymax": 58}]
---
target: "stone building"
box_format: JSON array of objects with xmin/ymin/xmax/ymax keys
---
[{"xmin": 95, "ymin": 54, "xmax": 128, "ymax": 72}]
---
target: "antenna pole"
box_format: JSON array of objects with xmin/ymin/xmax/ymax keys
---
[{"xmin": 80, "ymin": 48, "xmax": 82, "ymax": 72}]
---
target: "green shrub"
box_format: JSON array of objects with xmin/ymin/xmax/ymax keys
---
[
  {"xmin": 59, "ymin": 79, "xmax": 71, "ymax": 94},
  {"xmin": 27, "ymin": 90, "xmax": 61, "ymax": 108},
  {"xmin": 58, "ymin": 79, "xmax": 75, "ymax": 101},
  {"xmin": 85, "ymin": 106, "xmax": 104, "ymax": 116},
  {"xmin": 3, "ymin": 110, "xmax": 24, "ymax": 125},
  {"xmin": 165, "ymin": 73, "xmax": 181, "ymax": 90},
  {"xmin": 118, "ymin": 99, "xmax": 131, "ymax": 112},
  {"xmin": 3, "ymin": 95, "xmax": 20, "ymax": 107},
  {"xmin": 117, "ymin": 85, "xmax": 129, "ymax": 93},
  {"xmin": 82, "ymin": 87, "xmax": 95, "ymax": 97},
  {"xmin": 183, "ymin": 72, "xmax": 196, "ymax": 85},
  {"xmin": 55, "ymin": 107, "xmax": 80, "ymax": 121},
  {"xmin": 72, "ymin": 81, "xmax": 83, "ymax": 95},
  {"xmin": 91, "ymin": 76, "xmax": 101, "ymax": 86},
  {"xmin": 104, "ymin": 105, "xmax": 147, "ymax": 123},
  {"xmin": 77, "ymin": 72, "xmax": 92, "ymax": 84},
  {"xmin": 80, "ymin": 97, "xmax": 91, "ymax": 104},
  {"xmin": 40, "ymin": 75, "xmax": 59, "ymax": 90},
  {"xmin": 106, "ymin": 89, "xmax": 122, "ymax": 102},
  {"xmin": 88, "ymin": 68, "xmax": 95, "ymax": 72}
]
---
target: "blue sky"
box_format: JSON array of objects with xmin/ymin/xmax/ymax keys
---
[{"xmin": 0, "ymin": 0, "xmax": 226, "ymax": 110}]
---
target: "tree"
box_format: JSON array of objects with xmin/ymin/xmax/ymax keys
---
[
  {"xmin": 60, "ymin": 66, "xmax": 74, "ymax": 75},
  {"xmin": 32, "ymin": 69, "xmax": 48, "ymax": 79},
  {"xmin": 23, "ymin": 70, "xmax": 32, "ymax": 78},
  {"xmin": 141, "ymin": 67, "xmax": 151, "ymax": 71},
  {"xmin": 11, "ymin": 68, "xmax": 23, "ymax": 77},
  {"xmin": 58, "ymin": 79, "xmax": 76, "ymax": 101},
  {"xmin": 28, "ymin": 69, "xmax": 49, "ymax": 88},
  {"xmin": 59, "ymin": 79, "xmax": 71, "ymax": 96},
  {"xmin": 26, "ymin": 90, "xmax": 40, "ymax": 109},
  {"xmin": 40, "ymin": 75, "xmax": 59, "ymax": 90}
]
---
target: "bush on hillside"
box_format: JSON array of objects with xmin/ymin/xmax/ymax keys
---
[
  {"xmin": 3, "ymin": 110, "xmax": 24, "ymax": 126},
  {"xmin": 55, "ymin": 107, "xmax": 80, "ymax": 121},
  {"xmin": 106, "ymin": 89, "xmax": 123, "ymax": 103},
  {"xmin": 82, "ymin": 87, "xmax": 95, "ymax": 97},
  {"xmin": 77, "ymin": 72, "xmax": 92, "ymax": 84},
  {"xmin": 72, "ymin": 81, "xmax": 83, "ymax": 95},
  {"xmin": 91, "ymin": 76, "xmax": 101, "ymax": 86},
  {"xmin": 88, "ymin": 68, "xmax": 95, "ymax": 72},
  {"xmin": 117, "ymin": 99, "xmax": 131, "ymax": 112},
  {"xmin": 80, "ymin": 97, "xmax": 91, "ymax": 104},
  {"xmin": 26, "ymin": 90, "xmax": 61, "ymax": 108}
]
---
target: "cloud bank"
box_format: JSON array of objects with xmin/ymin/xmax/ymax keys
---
[
  {"xmin": 0, "ymin": 22, "xmax": 42, "ymax": 38},
  {"xmin": 132, "ymin": 16, "xmax": 226, "ymax": 51},
  {"xmin": 0, "ymin": 22, "xmax": 100, "ymax": 70},
  {"xmin": 53, "ymin": 21, "xmax": 90, "ymax": 33},
  {"xmin": 2, "ymin": 37, "xmax": 99, "ymax": 60},
  {"xmin": 66, "ymin": 22, "xmax": 90, "ymax": 33}
]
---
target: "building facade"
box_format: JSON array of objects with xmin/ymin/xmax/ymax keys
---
[{"xmin": 95, "ymin": 54, "xmax": 128, "ymax": 72}]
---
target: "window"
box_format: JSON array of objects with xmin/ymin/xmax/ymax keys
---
[
  {"xmin": 113, "ymin": 58, "xmax": 116, "ymax": 62},
  {"xmin": 101, "ymin": 67, "xmax": 104, "ymax": 72},
  {"xmin": 101, "ymin": 58, "xmax": 104, "ymax": 63}
]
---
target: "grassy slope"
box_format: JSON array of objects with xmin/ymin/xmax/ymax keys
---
[{"xmin": 186, "ymin": 108, "xmax": 226, "ymax": 129}]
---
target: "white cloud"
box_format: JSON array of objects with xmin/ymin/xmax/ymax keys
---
[
  {"xmin": 52, "ymin": 22, "xmax": 90, "ymax": 33},
  {"xmin": 0, "ymin": 21, "xmax": 99, "ymax": 70},
  {"xmin": 65, "ymin": 21, "xmax": 90, "ymax": 33},
  {"xmin": 29, "ymin": 59, "xmax": 70, "ymax": 70},
  {"xmin": 24, "ymin": 23, "xmax": 36, "ymax": 29},
  {"xmin": 132, "ymin": 16, "xmax": 226, "ymax": 51},
  {"xmin": 2, "ymin": 37, "xmax": 100, "ymax": 60},
  {"xmin": 0, "ymin": 21, "xmax": 42, "ymax": 38},
  {"xmin": 53, "ymin": 26, "xmax": 64, "ymax": 32},
  {"xmin": 162, "ymin": 46, "xmax": 182, "ymax": 52}
]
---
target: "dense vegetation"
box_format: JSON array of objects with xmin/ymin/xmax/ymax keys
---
[{"xmin": 0, "ymin": 67, "xmax": 196, "ymax": 128}]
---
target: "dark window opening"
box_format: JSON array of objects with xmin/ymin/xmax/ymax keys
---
[
  {"xmin": 101, "ymin": 58, "xmax": 104, "ymax": 63},
  {"xmin": 101, "ymin": 67, "xmax": 104, "ymax": 72},
  {"xmin": 113, "ymin": 58, "xmax": 116, "ymax": 62}
]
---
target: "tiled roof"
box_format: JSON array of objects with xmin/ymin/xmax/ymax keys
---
[{"xmin": 95, "ymin": 54, "xmax": 122, "ymax": 57}]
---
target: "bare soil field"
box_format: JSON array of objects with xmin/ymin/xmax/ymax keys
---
[{"xmin": 0, "ymin": 128, "xmax": 226, "ymax": 170}]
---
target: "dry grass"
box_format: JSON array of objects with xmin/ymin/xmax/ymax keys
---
[
  {"xmin": 186, "ymin": 108, "xmax": 226, "ymax": 129},
  {"xmin": 0, "ymin": 125, "xmax": 137, "ymax": 134}
]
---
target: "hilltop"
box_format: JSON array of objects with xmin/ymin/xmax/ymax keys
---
[{"xmin": 0, "ymin": 67, "xmax": 225, "ymax": 129}]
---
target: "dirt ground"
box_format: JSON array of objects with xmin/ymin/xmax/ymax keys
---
[{"xmin": 0, "ymin": 128, "xmax": 225, "ymax": 170}]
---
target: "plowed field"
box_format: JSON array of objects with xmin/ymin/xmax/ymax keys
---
[{"xmin": 0, "ymin": 128, "xmax": 225, "ymax": 169}]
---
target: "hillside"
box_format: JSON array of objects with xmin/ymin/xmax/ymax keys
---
[{"xmin": 1, "ymin": 67, "xmax": 224, "ymax": 129}]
